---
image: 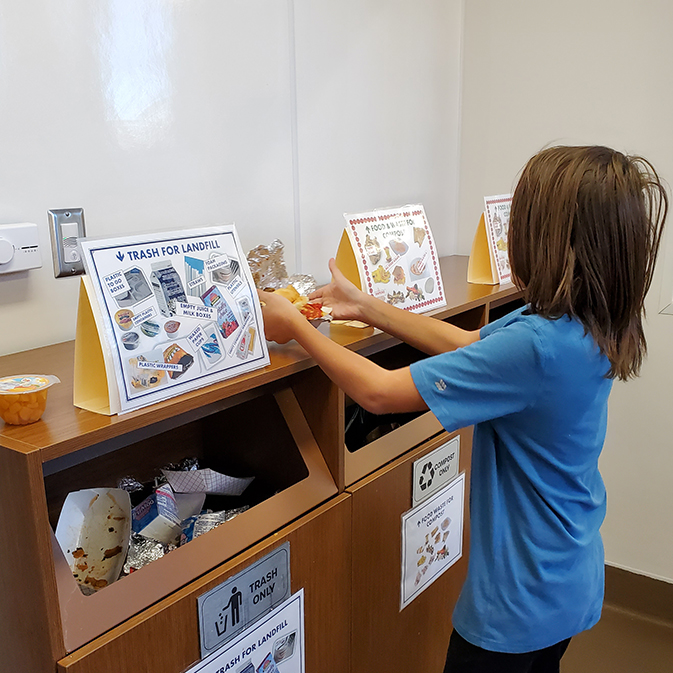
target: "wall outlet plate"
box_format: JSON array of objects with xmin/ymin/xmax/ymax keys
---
[{"xmin": 48, "ymin": 208, "xmax": 86, "ymax": 278}]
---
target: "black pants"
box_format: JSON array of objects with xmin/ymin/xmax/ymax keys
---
[{"xmin": 443, "ymin": 630, "xmax": 571, "ymax": 673}]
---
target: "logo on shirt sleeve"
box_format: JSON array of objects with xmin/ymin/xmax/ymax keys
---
[{"xmin": 435, "ymin": 379, "xmax": 447, "ymax": 392}]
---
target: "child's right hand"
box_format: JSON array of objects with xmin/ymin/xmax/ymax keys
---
[
  {"xmin": 257, "ymin": 289, "xmax": 306, "ymax": 344},
  {"xmin": 309, "ymin": 258, "xmax": 368, "ymax": 321}
]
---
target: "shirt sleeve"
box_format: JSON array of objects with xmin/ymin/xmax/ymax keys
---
[{"xmin": 409, "ymin": 316, "xmax": 546, "ymax": 432}]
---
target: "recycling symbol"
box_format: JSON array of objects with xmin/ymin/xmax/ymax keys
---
[{"xmin": 419, "ymin": 461, "xmax": 435, "ymax": 491}]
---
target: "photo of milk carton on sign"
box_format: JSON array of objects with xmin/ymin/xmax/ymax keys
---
[
  {"xmin": 151, "ymin": 260, "xmax": 187, "ymax": 316},
  {"xmin": 202, "ymin": 285, "xmax": 240, "ymax": 339}
]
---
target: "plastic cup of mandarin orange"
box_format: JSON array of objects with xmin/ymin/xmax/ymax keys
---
[{"xmin": 0, "ymin": 375, "xmax": 61, "ymax": 425}]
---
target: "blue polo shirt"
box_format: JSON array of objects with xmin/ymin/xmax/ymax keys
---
[{"xmin": 409, "ymin": 307, "xmax": 611, "ymax": 653}]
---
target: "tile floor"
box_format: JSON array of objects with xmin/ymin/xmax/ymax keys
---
[{"xmin": 562, "ymin": 604, "xmax": 673, "ymax": 673}]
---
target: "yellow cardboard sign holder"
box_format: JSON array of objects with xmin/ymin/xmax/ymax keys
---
[
  {"xmin": 73, "ymin": 276, "xmax": 120, "ymax": 415},
  {"xmin": 467, "ymin": 194, "xmax": 512, "ymax": 286},
  {"xmin": 467, "ymin": 212, "xmax": 499, "ymax": 285},
  {"xmin": 334, "ymin": 229, "xmax": 363, "ymax": 290}
]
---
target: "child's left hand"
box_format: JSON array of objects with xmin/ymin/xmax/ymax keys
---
[{"xmin": 257, "ymin": 289, "xmax": 305, "ymax": 344}]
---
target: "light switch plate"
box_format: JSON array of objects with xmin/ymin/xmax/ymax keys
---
[{"xmin": 48, "ymin": 208, "xmax": 86, "ymax": 277}]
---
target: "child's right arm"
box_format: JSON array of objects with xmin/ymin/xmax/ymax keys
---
[
  {"xmin": 310, "ymin": 258, "xmax": 480, "ymax": 355},
  {"xmin": 259, "ymin": 288, "xmax": 427, "ymax": 415}
]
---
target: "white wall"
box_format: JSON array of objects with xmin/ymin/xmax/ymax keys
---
[
  {"xmin": 293, "ymin": 0, "xmax": 463, "ymax": 279},
  {"xmin": 0, "ymin": 0, "xmax": 462, "ymax": 355},
  {"xmin": 459, "ymin": 0, "xmax": 673, "ymax": 582}
]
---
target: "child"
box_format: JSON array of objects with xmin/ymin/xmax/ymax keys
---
[{"xmin": 259, "ymin": 145, "xmax": 668, "ymax": 672}]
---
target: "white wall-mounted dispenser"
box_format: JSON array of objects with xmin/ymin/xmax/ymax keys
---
[{"xmin": 0, "ymin": 223, "xmax": 42, "ymax": 274}]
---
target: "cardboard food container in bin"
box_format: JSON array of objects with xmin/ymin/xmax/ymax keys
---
[{"xmin": 55, "ymin": 488, "xmax": 131, "ymax": 595}]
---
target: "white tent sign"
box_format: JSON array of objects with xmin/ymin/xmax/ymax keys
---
[
  {"xmin": 77, "ymin": 225, "xmax": 269, "ymax": 414},
  {"xmin": 400, "ymin": 473, "xmax": 465, "ymax": 610}
]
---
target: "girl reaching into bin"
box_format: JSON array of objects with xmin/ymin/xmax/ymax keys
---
[{"xmin": 259, "ymin": 145, "xmax": 668, "ymax": 673}]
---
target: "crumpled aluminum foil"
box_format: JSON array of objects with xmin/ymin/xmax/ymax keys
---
[
  {"xmin": 247, "ymin": 239, "xmax": 319, "ymax": 297},
  {"xmin": 123, "ymin": 534, "xmax": 176, "ymax": 574},
  {"xmin": 287, "ymin": 274, "xmax": 317, "ymax": 297},
  {"xmin": 152, "ymin": 456, "xmax": 200, "ymax": 488},
  {"xmin": 247, "ymin": 239, "xmax": 289, "ymax": 289},
  {"xmin": 162, "ymin": 456, "xmax": 200, "ymax": 472},
  {"xmin": 119, "ymin": 458, "xmax": 201, "ymax": 498},
  {"xmin": 180, "ymin": 506, "xmax": 249, "ymax": 544},
  {"xmin": 117, "ymin": 476, "xmax": 145, "ymax": 494}
]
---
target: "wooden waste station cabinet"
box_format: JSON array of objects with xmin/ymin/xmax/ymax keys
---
[{"xmin": 0, "ymin": 256, "xmax": 522, "ymax": 673}]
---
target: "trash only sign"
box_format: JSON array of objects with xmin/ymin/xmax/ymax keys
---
[
  {"xmin": 198, "ymin": 544, "xmax": 291, "ymax": 657},
  {"xmin": 187, "ymin": 590, "xmax": 304, "ymax": 673}
]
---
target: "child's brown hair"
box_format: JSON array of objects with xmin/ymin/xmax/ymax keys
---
[{"xmin": 509, "ymin": 145, "xmax": 668, "ymax": 380}]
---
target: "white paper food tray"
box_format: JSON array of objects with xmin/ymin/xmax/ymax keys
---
[
  {"xmin": 55, "ymin": 488, "xmax": 131, "ymax": 595},
  {"xmin": 162, "ymin": 468, "xmax": 253, "ymax": 496}
]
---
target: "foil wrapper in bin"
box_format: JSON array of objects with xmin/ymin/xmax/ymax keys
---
[
  {"xmin": 117, "ymin": 476, "xmax": 145, "ymax": 494},
  {"xmin": 180, "ymin": 507, "xmax": 249, "ymax": 544},
  {"xmin": 247, "ymin": 239, "xmax": 288, "ymax": 289},
  {"xmin": 162, "ymin": 456, "xmax": 200, "ymax": 472},
  {"xmin": 124, "ymin": 534, "xmax": 175, "ymax": 574}
]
